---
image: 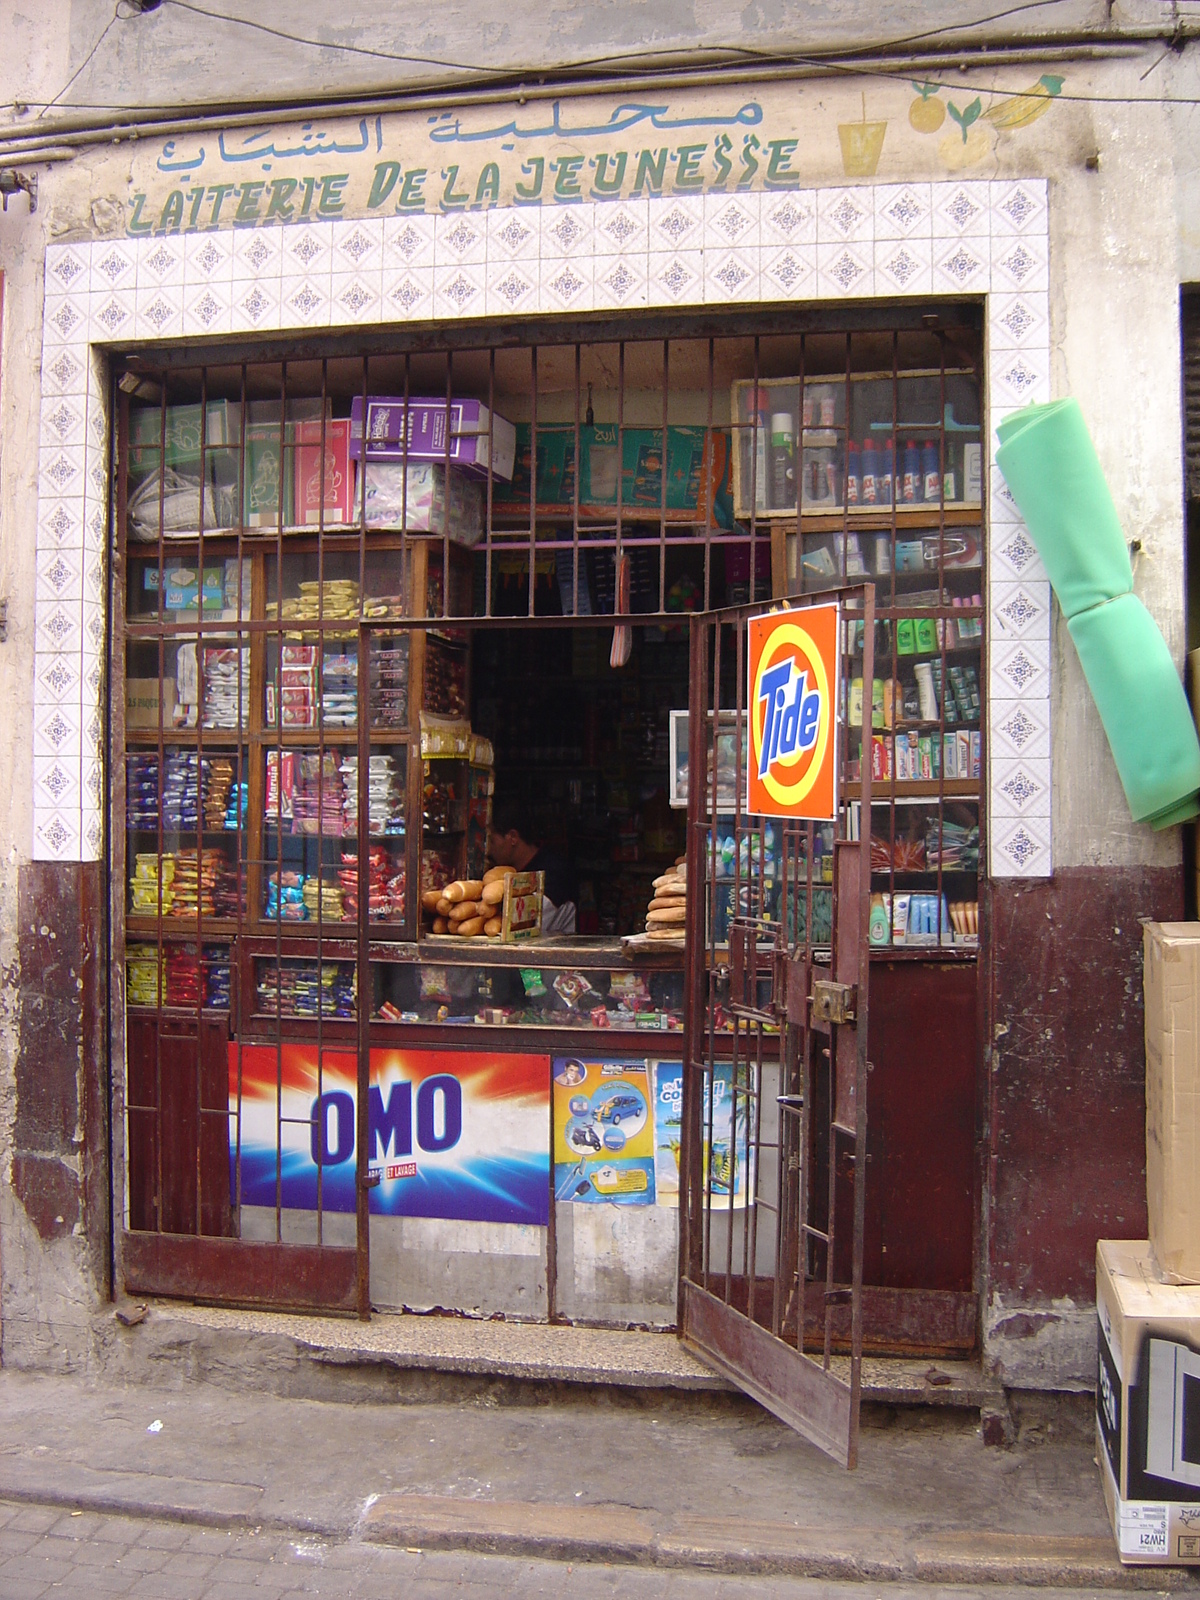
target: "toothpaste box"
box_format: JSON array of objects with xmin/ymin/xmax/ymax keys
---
[{"xmin": 349, "ymin": 397, "xmax": 516, "ymax": 482}]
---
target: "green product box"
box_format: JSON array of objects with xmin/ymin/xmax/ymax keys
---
[
  {"xmin": 129, "ymin": 401, "xmax": 235, "ymax": 475},
  {"xmin": 244, "ymin": 423, "xmax": 293, "ymax": 527}
]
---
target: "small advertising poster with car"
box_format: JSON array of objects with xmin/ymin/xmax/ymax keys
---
[{"xmin": 552, "ymin": 1056, "xmax": 655, "ymax": 1205}]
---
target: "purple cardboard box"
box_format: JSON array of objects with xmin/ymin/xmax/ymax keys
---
[{"xmin": 349, "ymin": 397, "xmax": 516, "ymax": 482}]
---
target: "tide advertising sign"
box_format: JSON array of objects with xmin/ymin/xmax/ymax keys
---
[
  {"xmin": 230, "ymin": 1045, "xmax": 549, "ymax": 1226},
  {"xmin": 747, "ymin": 603, "xmax": 839, "ymax": 820}
]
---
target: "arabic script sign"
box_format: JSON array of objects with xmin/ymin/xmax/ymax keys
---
[{"xmin": 127, "ymin": 90, "xmax": 812, "ymax": 235}]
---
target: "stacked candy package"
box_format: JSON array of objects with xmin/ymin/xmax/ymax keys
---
[
  {"xmin": 130, "ymin": 854, "xmax": 174, "ymax": 914},
  {"xmin": 291, "ymin": 752, "xmax": 345, "ymax": 836},
  {"xmin": 126, "ymin": 943, "xmax": 164, "ymax": 1006},
  {"xmin": 256, "ymin": 961, "xmax": 356, "ymax": 1019},
  {"xmin": 321, "ymin": 651, "xmax": 358, "ymax": 727},
  {"xmin": 340, "ymin": 754, "xmax": 405, "ymax": 835},
  {"xmin": 338, "ymin": 845, "xmax": 406, "ymax": 921},
  {"xmin": 369, "ymin": 638, "xmax": 409, "ymax": 727},
  {"xmin": 201, "ymin": 647, "xmax": 249, "ymax": 730},
  {"xmin": 126, "ymin": 755, "xmax": 159, "ymax": 827}
]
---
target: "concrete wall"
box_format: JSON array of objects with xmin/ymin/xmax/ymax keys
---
[{"xmin": 0, "ymin": 10, "xmax": 1198, "ymax": 1386}]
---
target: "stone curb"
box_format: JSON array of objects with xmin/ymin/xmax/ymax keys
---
[{"xmin": 362, "ymin": 1493, "xmax": 1196, "ymax": 1589}]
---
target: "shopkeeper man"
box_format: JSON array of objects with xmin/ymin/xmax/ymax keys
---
[{"xmin": 488, "ymin": 799, "xmax": 578, "ymax": 936}]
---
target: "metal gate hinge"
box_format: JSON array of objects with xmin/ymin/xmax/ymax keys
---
[
  {"xmin": 362, "ymin": 1172, "xmax": 382, "ymax": 1190},
  {"xmin": 810, "ymin": 980, "xmax": 857, "ymax": 1026}
]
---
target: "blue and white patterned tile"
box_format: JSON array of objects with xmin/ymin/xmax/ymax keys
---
[
  {"xmin": 34, "ymin": 649, "xmax": 82, "ymax": 708},
  {"xmin": 36, "ymin": 545, "xmax": 83, "ymax": 605},
  {"xmin": 933, "ymin": 181, "xmax": 989, "ymax": 237},
  {"xmin": 37, "ymin": 498, "xmax": 84, "ymax": 550},
  {"xmin": 992, "ymin": 579, "xmax": 1051, "ymax": 642},
  {"xmin": 991, "ymin": 521, "xmax": 1047, "ymax": 585},
  {"xmin": 90, "ymin": 288, "xmax": 135, "ymax": 342},
  {"xmin": 45, "ymin": 243, "xmax": 90, "ymax": 299},
  {"xmin": 279, "ymin": 276, "xmax": 331, "ymax": 330},
  {"xmin": 649, "ymin": 194, "xmax": 704, "ymax": 254},
  {"xmin": 761, "ymin": 190, "xmax": 817, "ymax": 248},
  {"xmin": 933, "ymin": 235, "xmax": 989, "ymax": 294},
  {"xmin": 381, "ymin": 266, "xmax": 434, "ymax": 321},
  {"xmin": 183, "ymin": 280, "xmax": 233, "ymax": 338},
  {"xmin": 991, "ymin": 756, "xmax": 1051, "ymax": 820},
  {"xmin": 817, "ymin": 186, "xmax": 874, "ymax": 246},
  {"xmin": 80, "ymin": 598, "xmax": 106, "ymax": 657},
  {"xmin": 433, "ymin": 260, "xmax": 485, "ymax": 320},
  {"xmin": 282, "ymin": 221, "xmax": 334, "ymax": 279},
  {"xmin": 82, "ymin": 548, "xmax": 105, "ymax": 608},
  {"xmin": 993, "ymin": 346, "xmax": 1050, "ymax": 408},
  {"xmin": 89, "ymin": 239, "xmax": 138, "ymax": 296},
  {"xmin": 80, "ymin": 652, "xmax": 105, "ymax": 708},
  {"xmin": 332, "ymin": 218, "xmax": 383, "ymax": 275},
  {"xmin": 41, "ymin": 345, "xmax": 88, "ymax": 398},
  {"xmin": 39, "ymin": 394, "xmax": 87, "ymax": 452},
  {"xmin": 988, "ymin": 291, "xmax": 1049, "ymax": 350},
  {"xmin": 485, "ymin": 257, "xmax": 539, "ymax": 317},
  {"xmin": 990, "ymin": 636, "xmax": 1050, "ymax": 704},
  {"xmin": 874, "ymin": 235, "xmax": 932, "ymax": 296},
  {"xmin": 231, "ymin": 277, "xmax": 283, "ymax": 334},
  {"xmin": 988, "ymin": 465, "xmax": 1024, "ymax": 530},
  {"xmin": 383, "ymin": 212, "xmax": 435, "ymax": 272},
  {"xmin": 38, "ymin": 444, "xmax": 87, "ymax": 502},
  {"xmin": 540, "ymin": 255, "xmax": 594, "ymax": 315},
  {"xmin": 873, "ymin": 183, "xmax": 933, "ymax": 240},
  {"xmin": 647, "ymin": 250, "xmax": 704, "ymax": 307},
  {"xmin": 81, "ymin": 807, "xmax": 104, "ymax": 862},
  {"xmin": 990, "ymin": 693, "xmax": 1050, "ymax": 761},
  {"xmin": 990, "ymin": 814, "xmax": 1051, "ymax": 878},
  {"xmin": 991, "ymin": 233, "xmax": 1048, "ymax": 294},
  {"xmin": 594, "ymin": 197, "xmax": 649, "ymax": 256},
  {"xmin": 434, "ymin": 211, "xmax": 486, "ymax": 268},
  {"xmin": 34, "ymin": 809, "xmax": 82, "ymax": 862},
  {"xmin": 817, "ymin": 241, "xmax": 873, "ymax": 297},
  {"xmin": 80, "ymin": 494, "xmax": 108, "ymax": 554},
  {"xmin": 135, "ymin": 235, "xmax": 185, "ymax": 291},
  {"xmin": 183, "ymin": 231, "xmax": 234, "ymax": 290},
  {"xmin": 43, "ymin": 295, "xmax": 89, "ymax": 346},
  {"xmin": 704, "ymin": 248, "xmax": 760, "ymax": 304},
  {"xmin": 33, "ymin": 755, "xmax": 81, "ymax": 816},
  {"xmin": 703, "ymin": 191, "xmax": 760, "ymax": 251},
  {"xmin": 81, "ymin": 756, "xmax": 105, "ymax": 815},
  {"xmin": 760, "ymin": 243, "xmax": 816, "ymax": 301},
  {"xmin": 34, "ymin": 699, "xmax": 83, "ymax": 760},
  {"xmin": 329, "ymin": 272, "xmax": 382, "ymax": 325},
  {"xmin": 594, "ymin": 254, "xmax": 648, "ymax": 310},
  {"xmin": 232, "ymin": 229, "xmax": 284, "ymax": 283},
  {"xmin": 990, "ymin": 178, "xmax": 1048, "ymax": 236},
  {"xmin": 134, "ymin": 283, "xmax": 185, "ymax": 341},
  {"xmin": 540, "ymin": 203, "xmax": 597, "ymax": 262},
  {"xmin": 486, "ymin": 207, "xmax": 539, "ymax": 263}
]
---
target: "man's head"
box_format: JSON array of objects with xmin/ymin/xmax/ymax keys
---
[{"xmin": 488, "ymin": 798, "xmax": 532, "ymax": 868}]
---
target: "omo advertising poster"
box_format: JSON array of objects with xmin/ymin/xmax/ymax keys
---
[
  {"xmin": 552, "ymin": 1056, "xmax": 655, "ymax": 1205},
  {"xmin": 650, "ymin": 1060, "xmax": 754, "ymax": 1209},
  {"xmin": 231, "ymin": 1045, "xmax": 549, "ymax": 1225}
]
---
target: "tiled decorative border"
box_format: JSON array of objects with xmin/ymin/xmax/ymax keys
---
[{"xmin": 35, "ymin": 178, "xmax": 1051, "ymax": 875}]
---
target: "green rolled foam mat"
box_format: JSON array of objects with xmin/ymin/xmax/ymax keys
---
[
  {"xmin": 1068, "ymin": 595, "xmax": 1200, "ymax": 827},
  {"xmin": 996, "ymin": 400, "xmax": 1133, "ymax": 619},
  {"xmin": 996, "ymin": 398, "xmax": 1200, "ymax": 829}
]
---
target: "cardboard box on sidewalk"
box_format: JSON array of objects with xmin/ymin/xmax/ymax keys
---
[
  {"xmin": 1143, "ymin": 922, "xmax": 1200, "ymax": 1283},
  {"xmin": 1097, "ymin": 1239, "xmax": 1200, "ymax": 1564}
]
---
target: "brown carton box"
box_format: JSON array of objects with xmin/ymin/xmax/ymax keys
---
[
  {"xmin": 125, "ymin": 678, "xmax": 176, "ymax": 730},
  {"xmin": 1143, "ymin": 922, "xmax": 1200, "ymax": 1283},
  {"xmin": 1097, "ymin": 1239, "xmax": 1200, "ymax": 1563}
]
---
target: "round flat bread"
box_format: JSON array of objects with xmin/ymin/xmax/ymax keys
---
[
  {"xmin": 647, "ymin": 926, "xmax": 686, "ymax": 941},
  {"xmin": 653, "ymin": 872, "xmax": 685, "ymax": 890},
  {"xmin": 646, "ymin": 906, "xmax": 687, "ymax": 925},
  {"xmin": 653, "ymin": 879, "xmax": 686, "ymax": 897},
  {"xmin": 648, "ymin": 895, "xmax": 687, "ymax": 911}
]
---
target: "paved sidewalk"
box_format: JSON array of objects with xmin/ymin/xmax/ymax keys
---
[{"xmin": 0, "ymin": 1367, "xmax": 1193, "ymax": 1589}]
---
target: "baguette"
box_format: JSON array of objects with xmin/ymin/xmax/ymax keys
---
[
  {"xmin": 449, "ymin": 899, "xmax": 483, "ymax": 923},
  {"xmin": 420, "ymin": 888, "xmax": 444, "ymax": 912},
  {"xmin": 483, "ymin": 915, "xmax": 502, "ymax": 937},
  {"xmin": 435, "ymin": 897, "xmax": 454, "ymax": 917},
  {"xmin": 432, "ymin": 916, "xmax": 449, "ymax": 934},
  {"xmin": 455, "ymin": 915, "xmax": 485, "ymax": 936},
  {"xmin": 444, "ymin": 879, "xmax": 484, "ymax": 904},
  {"xmin": 481, "ymin": 878, "xmax": 508, "ymax": 906},
  {"xmin": 483, "ymin": 865, "xmax": 516, "ymax": 886}
]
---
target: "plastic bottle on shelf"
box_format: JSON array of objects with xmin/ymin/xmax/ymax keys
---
[
  {"xmin": 750, "ymin": 389, "xmax": 769, "ymax": 512},
  {"xmin": 922, "ymin": 440, "xmax": 941, "ymax": 503},
  {"xmin": 861, "ymin": 439, "xmax": 878, "ymax": 504},
  {"xmin": 902, "ymin": 440, "xmax": 921, "ymax": 503},
  {"xmin": 845, "ymin": 440, "xmax": 861, "ymax": 506},
  {"xmin": 881, "ymin": 439, "xmax": 895, "ymax": 505},
  {"xmin": 770, "ymin": 412, "xmax": 796, "ymax": 511}
]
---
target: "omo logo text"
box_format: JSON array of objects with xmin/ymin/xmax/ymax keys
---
[{"xmin": 309, "ymin": 1075, "xmax": 463, "ymax": 1165}]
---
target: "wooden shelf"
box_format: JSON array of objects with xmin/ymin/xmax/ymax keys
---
[
  {"xmin": 847, "ymin": 780, "xmax": 980, "ymax": 801},
  {"xmin": 126, "ymin": 917, "xmax": 240, "ymax": 938}
]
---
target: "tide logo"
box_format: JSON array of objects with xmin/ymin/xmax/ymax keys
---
[{"xmin": 747, "ymin": 604, "xmax": 839, "ymax": 820}]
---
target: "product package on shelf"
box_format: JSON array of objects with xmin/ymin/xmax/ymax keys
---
[
  {"xmin": 369, "ymin": 638, "xmax": 410, "ymax": 727},
  {"xmin": 256, "ymin": 962, "xmax": 356, "ymax": 1019},
  {"xmin": 171, "ymin": 645, "xmax": 250, "ymax": 731},
  {"xmin": 126, "ymin": 944, "xmax": 164, "ymax": 1007},
  {"xmin": 126, "ymin": 754, "xmax": 160, "ymax": 827},
  {"xmin": 349, "ymin": 396, "xmax": 517, "ymax": 481},
  {"xmin": 359, "ymin": 460, "xmax": 484, "ymax": 544},
  {"xmin": 140, "ymin": 558, "xmax": 250, "ymax": 623},
  {"xmin": 340, "ymin": 754, "xmax": 405, "ymax": 835},
  {"xmin": 321, "ymin": 651, "xmax": 358, "ymax": 727},
  {"xmin": 293, "ymin": 418, "xmax": 354, "ymax": 525},
  {"xmin": 278, "ymin": 579, "xmax": 359, "ymax": 637},
  {"xmin": 130, "ymin": 853, "xmax": 174, "ymax": 914},
  {"xmin": 290, "ymin": 752, "xmax": 346, "ymax": 837},
  {"xmin": 423, "ymin": 638, "xmax": 467, "ymax": 717},
  {"xmin": 338, "ymin": 845, "xmax": 407, "ymax": 922}
]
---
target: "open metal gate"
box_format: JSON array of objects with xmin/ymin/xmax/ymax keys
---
[{"xmin": 678, "ymin": 588, "xmax": 874, "ymax": 1468}]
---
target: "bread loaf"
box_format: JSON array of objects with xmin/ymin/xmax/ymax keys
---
[{"xmin": 455, "ymin": 915, "xmax": 485, "ymax": 936}]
